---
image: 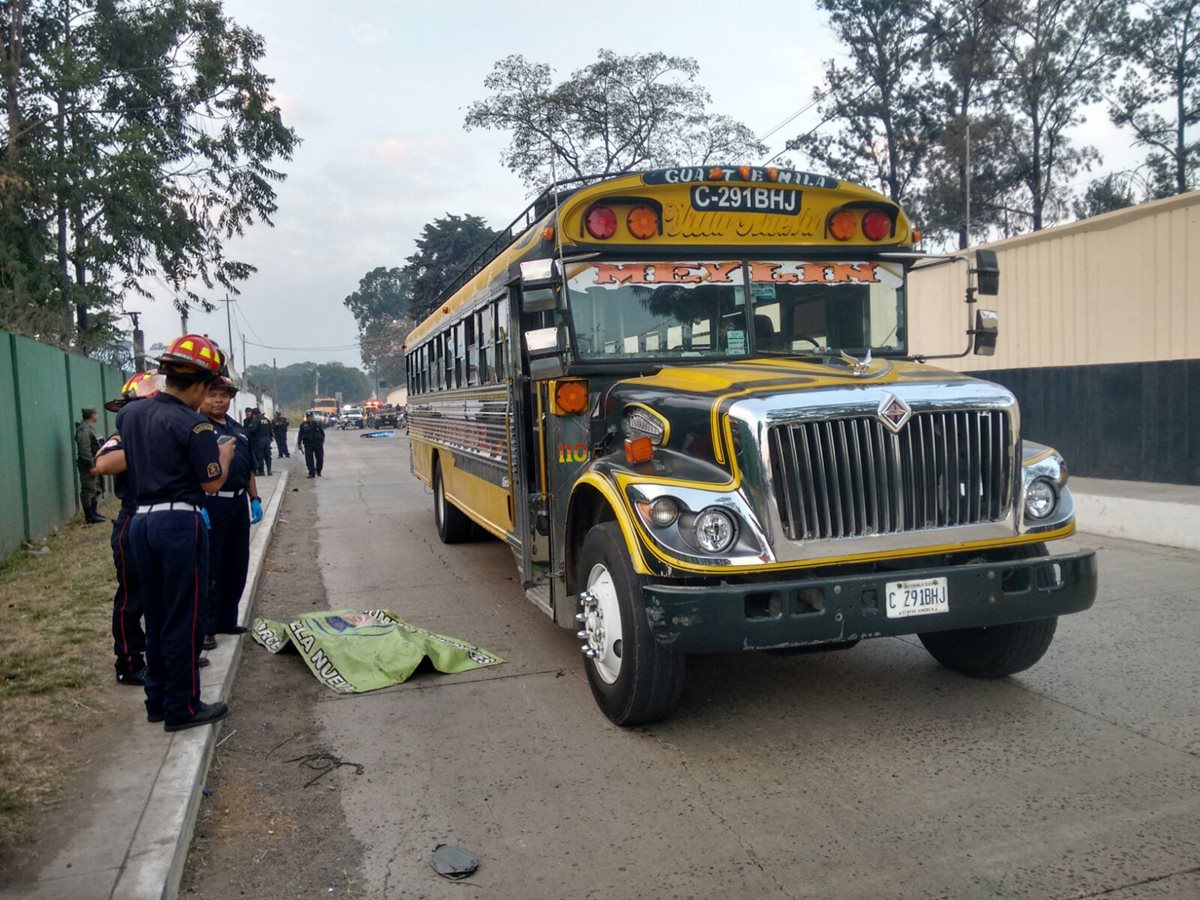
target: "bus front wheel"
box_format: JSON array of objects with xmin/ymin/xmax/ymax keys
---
[
  {"xmin": 433, "ymin": 459, "xmax": 474, "ymax": 544},
  {"xmin": 576, "ymin": 523, "xmax": 684, "ymax": 725}
]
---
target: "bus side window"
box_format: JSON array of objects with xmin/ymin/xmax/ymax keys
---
[
  {"xmin": 478, "ymin": 306, "xmax": 493, "ymax": 384},
  {"xmin": 466, "ymin": 314, "xmax": 479, "ymax": 386},
  {"xmin": 495, "ymin": 296, "xmax": 509, "ymax": 379}
]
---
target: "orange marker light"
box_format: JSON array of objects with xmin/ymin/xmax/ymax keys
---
[
  {"xmin": 554, "ymin": 380, "xmax": 589, "ymax": 415},
  {"xmin": 541, "ymin": 226, "xmax": 555, "ymax": 242},
  {"xmin": 737, "ymin": 165, "xmax": 751, "ymax": 180},
  {"xmin": 708, "ymin": 167, "xmax": 725, "ymax": 180},
  {"xmin": 624, "ymin": 435, "xmax": 654, "ymax": 464},
  {"xmin": 627, "ymin": 206, "xmax": 659, "ymax": 239},
  {"xmin": 766, "ymin": 167, "xmax": 779, "ymax": 182},
  {"xmin": 828, "ymin": 210, "xmax": 857, "ymax": 241},
  {"xmin": 912, "ymin": 229, "xmax": 923, "ymax": 244}
]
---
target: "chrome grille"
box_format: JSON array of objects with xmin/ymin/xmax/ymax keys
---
[{"xmin": 768, "ymin": 410, "xmax": 1013, "ymax": 541}]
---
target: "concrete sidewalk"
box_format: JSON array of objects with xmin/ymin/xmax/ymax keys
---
[
  {"xmin": 1, "ymin": 463, "xmax": 292, "ymax": 900},
  {"xmin": 1071, "ymin": 476, "xmax": 1200, "ymax": 552},
  {"xmin": 2, "ymin": 464, "xmax": 1195, "ymax": 900}
]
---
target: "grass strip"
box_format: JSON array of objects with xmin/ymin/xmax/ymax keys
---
[{"xmin": 0, "ymin": 499, "xmax": 121, "ymax": 849}]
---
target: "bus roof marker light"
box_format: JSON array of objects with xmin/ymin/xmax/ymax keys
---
[
  {"xmin": 862, "ymin": 210, "xmax": 891, "ymax": 241},
  {"xmin": 828, "ymin": 209, "xmax": 857, "ymax": 241},
  {"xmin": 585, "ymin": 207, "xmax": 617, "ymax": 240},
  {"xmin": 541, "ymin": 226, "xmax": 555, "ymax": 242},
  {"xmin": 738, "ymin": 166, "xmax": 751, "ymax": 180},
  {"xmin": 627, "ymin": 206, "xmax": 659, "ymax": 240},
  {"xmin": 624, "ymin": 435, "xmax": 654, "ymax": 465},
  {"xmin": 766, "ymin": 167, "xmax": 779, "ymax": 182}
]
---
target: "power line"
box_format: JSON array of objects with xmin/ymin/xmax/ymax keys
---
[{"xmin": 245, "ymin": 339, "xmax": 360, "ymax": 352}]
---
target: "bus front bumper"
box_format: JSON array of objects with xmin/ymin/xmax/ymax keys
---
[{"xmin": 641, "ymin": 550, "xmax": 1098, "ymax": 654}]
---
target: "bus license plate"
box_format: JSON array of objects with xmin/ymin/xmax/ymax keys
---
[
  {"xmin": 690, "ymin": 185, "xmax": 801, "ymax": 215},
  {"xmin": 885, "ymin": 577, "xmax": 949, "ymax": 618}
]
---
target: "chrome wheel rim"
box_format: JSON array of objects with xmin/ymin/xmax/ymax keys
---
[{"xmin": 579, "ymin": 563, "xmax": 623, "ymax": 684}]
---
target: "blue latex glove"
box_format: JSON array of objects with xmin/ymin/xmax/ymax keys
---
[
  {"xmin": 249, "ymin": 497, "xmax": 263, "ymax": 525},
  {"xmin": 199, "ymin": 507, "xmax": 211, "ymax": 530}
]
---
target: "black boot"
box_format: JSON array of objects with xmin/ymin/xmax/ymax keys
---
[{"xmin": 85, "ymin": 498, "xmax": 106, "ymax": 524}]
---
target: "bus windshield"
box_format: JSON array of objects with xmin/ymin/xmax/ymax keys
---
[{"xmin": 564, "ymin": 260, "xmax": 905, "ymax": 361}]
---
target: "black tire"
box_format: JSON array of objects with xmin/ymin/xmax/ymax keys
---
[
  {"xmin": 433, "ymin": 458, "xmax": 474, "ymax": 544},
  {"xmin": 576, "ymin": 523, "xmax": 684, "ymax": 725},
  {"xmin": 918, "ymin": 543, "xmax": 1058, "ymax": 678}
]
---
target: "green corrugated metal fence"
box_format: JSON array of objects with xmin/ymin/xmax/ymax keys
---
[{"xmin": 1, "ymin": 329, "xmax": 127, "ymax": 557}]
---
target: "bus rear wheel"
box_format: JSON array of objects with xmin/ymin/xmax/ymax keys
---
[
  {"xmin": 433, "ymin": 458, "xmax": 474, "ymax": 544},
  {"xmin": 576, "ymin": 523, "xmax": 684, "ymax": 725}
]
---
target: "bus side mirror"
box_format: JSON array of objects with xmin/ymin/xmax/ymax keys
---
[
  {"xmin": 520, "ymin": 259, "xmax": 561, "ymax": 312},
  {"xmin": 525, "ymin": 325, "xmax": 568, "ymax": 380},
  {"xmin": 975, "ymin": 249, "xmax": 999, "ymax": 296},
  {"xmin": 973, "ymin": 309, "xmax": 999, "ymax": 356}
]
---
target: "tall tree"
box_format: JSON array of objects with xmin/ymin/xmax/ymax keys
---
[
  {"xmin": 1109, "ymin": 0, "xmax": 1199, "ymax": 196},
  {"xmin": 0, "ymin": 0, "xmax": 298, "ymax": 351},
  {"xmin": 342, "ymin": 265, "xmax": 410, "ymax": 331},
  {"xmin": 244, "ymin": 360, "xmax": 371, "ymax": 409},
  {"xmin": 919, "ymin": 0, "xmax": 1019, "ymax": 247},
  {"xmin": 401, "ymin": 213, "xmax": 499, "ymax": 320},
  {"xmin": 786, "ymin": 0, "xmax": 942, "ymax": 210},
  {"xmin": 464, "ymin": 50, "xmax": 764, "ymax": 189},
  {"xmin": 994, "ymin": 0, "xmax": 1124, "ymax": 231}
]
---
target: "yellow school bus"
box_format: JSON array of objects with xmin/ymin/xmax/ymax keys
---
[{"xmin": 405, "ymin": 165, "xmax": 1097, "ymax": 724}]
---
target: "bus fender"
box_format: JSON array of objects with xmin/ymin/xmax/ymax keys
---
[{"xmin": 567, "ymin": 472, "xmax": 654, "ymax": 584}]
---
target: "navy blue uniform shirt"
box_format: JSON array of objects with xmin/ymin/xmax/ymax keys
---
[
  {"xmin": 117, "ymin": 392, "xmax": 221, "ymax": 507},
  {"xmin": 209, "ymin": 418, "xmax": 252, "ymax": 493},
  {"xmin": 97, "ymin": 433, "xmax": 136, "ymax": 513}
]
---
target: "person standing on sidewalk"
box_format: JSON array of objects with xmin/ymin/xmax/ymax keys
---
[
  {"xmin": 243, "ymin": 406, "xmax": 263, "ymax": 475},
  {"xmin": 76, "ymin": 407, "xmax": 106, "ymax": 524},
  {"xmin": 255, "ymin": 408, "xmax": 274, "ymax": 475},
  {"xmin": 296, "ymin": 411, "xmax": 325, "ymax": 478},
  {"xmin": 199, "ymin": 376, "xmax": 261, "ymax": 652},
  {"xmin": 93, "ymin": 371, "xmax": 165, "ymax": 686},
  {"xmin": 272, "ymin": 411, "xmax": 290, "ymax": 458},
  {"xmin": 119, "ymin": 334, "xmax": 235, "ymax": 732}
]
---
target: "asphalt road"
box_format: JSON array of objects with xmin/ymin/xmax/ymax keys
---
[{"xmin": 207, "ymin": 430, "xmax": 1200, "ymax": 899}]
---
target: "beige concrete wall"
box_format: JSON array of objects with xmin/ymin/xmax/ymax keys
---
[{"xmin": 908, "ymin": 191, "xmax": 1200, "ymax": 371}]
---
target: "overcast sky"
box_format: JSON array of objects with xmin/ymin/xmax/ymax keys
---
[{"xmin": 136, "ymin": 0, "xmax": 1139, "ymax": 372}]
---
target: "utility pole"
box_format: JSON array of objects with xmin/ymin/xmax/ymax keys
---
[
  {"xmin": 127, "ymin": 311, "xmax": 145, "ymax": 373},
  {"xmin": 221, "ymin": 295, "xmax": 234, "ymax": 362},
  {"xmin": 273, "ymin": 357, "xmax": 279, "ymax": 408},
  {"xmin": 314, "ymin": 365, "xmax": 320, "ymax": 399},
  {"xmin": 241, "ymin": 333, "xmax": 247, "ymax": 385},
  {"xmin": 180, "ymin": 301, "xmax": 189, "ymax": 334},
  {"xmin": 964, "ymin": 120, "xmax": 972, "ymax": 250}
]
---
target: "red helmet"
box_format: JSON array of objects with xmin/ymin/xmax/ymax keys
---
[
  {"xmin": 209, "ymin": 375, "xmax": 239, "ymax": 396},
  {"xmin": 104, "ymin": 369, "xmax": 164, "ymax": 412},
  {"xmin": 157, "ymin": 334, "xmax": 223, "ymax": 377}
]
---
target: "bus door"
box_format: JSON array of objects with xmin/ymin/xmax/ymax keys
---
[{"xmin": 507, "ymin": 286, "xmax": 555, "ymax": 610}]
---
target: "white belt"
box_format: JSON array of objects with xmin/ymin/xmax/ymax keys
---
[
  {"xmin": 207, "ymin": 489, "xmax": 245, "ymax": 498},
  {"xmin": 136, "ymin": 502, "xmax": 200, "ymax": 514}
]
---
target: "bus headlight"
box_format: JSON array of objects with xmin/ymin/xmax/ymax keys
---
[
  {"xmin": 1024, "ymin": 478, "xmax": 1057, "ymax": 520},
  {"xmin": 694, "ymin": 507, "xmax": 737, "ymax": 553},
  {"xmin": 648, "ymin": 497, "xmax": 679, "ymax": 527}
]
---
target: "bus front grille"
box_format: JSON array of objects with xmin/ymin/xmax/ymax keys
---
[{"xmin": 767, "ymin": 410, "xmax": 1014, "ymax": 541}]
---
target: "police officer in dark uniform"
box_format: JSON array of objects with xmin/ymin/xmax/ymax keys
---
[
  {"xmin": 199, "ymin": 376, "xmax": 262, "ymax": 650},
  {"xmin": 272, "ymin": 412, "xmax": 290, "ymax": 458},
  {"xmin": 94, "ymin": 371, "xmax": 166, "ymax": 686},
  {"xmin": 119, "ymin": 334, "xmax": 235, "ymax": 731},
  {"xmin": 296, "ymin": 411, "xmax": 326, "ymax": 478},
  {"xmin": 255, "ymin": 407, "xmax": 274, "ymax": 475},
  {"xmin": 243, "ymin": 406, "xmax": 263, "ymax": 475}
]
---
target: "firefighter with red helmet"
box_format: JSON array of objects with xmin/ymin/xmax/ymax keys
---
[
  {"xmin": 93, "ymin": 371, "xmax": 167, "ymax": 685},
  {"xmin": 118, "ymin": 334, "xmax": 236, "ymax": 731},
  {"xmin": 199, "ymin": 374, "xmax": 261, "ymax": 649}
]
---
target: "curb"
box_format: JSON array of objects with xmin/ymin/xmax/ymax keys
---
[
  {"xmin": 110, "ymin": 469, "xmax": 290, "ymax": 900},
  {"xmin": 1073, "ymin": 489, "xmax": 1200, "ymax": 553}
]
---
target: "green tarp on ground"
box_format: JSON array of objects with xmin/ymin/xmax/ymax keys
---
[{"xmin": 251, "ymin": 609, "xmax": 503, "ymax": 693}]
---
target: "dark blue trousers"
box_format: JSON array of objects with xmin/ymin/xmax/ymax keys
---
[
  {"xmin": 130, "ymin": 510, "xmax": 209, "ymax": 725},
  {"xmin": 205, "ymin": 494, "xmax": 250, "ymax": 634},
  {"xmin": 110, "ymin": 508, "xmax": 146, "ymax": 676},
  {"xmin": 303, "ymin": 443, "xmax": 324, "ymax": 475}
]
